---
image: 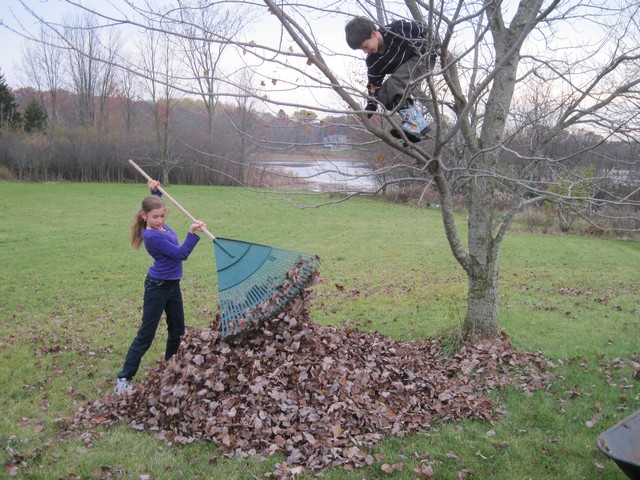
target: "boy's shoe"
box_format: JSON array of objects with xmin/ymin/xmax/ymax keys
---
[
  {"xmin": 114, "ymin": 378, "xmax": 132, "ymax": 394},
  {"xmin": 398, "ymin": 100, "xmax": 431, "ymax": 140},
  {"xmin": 390, "ymin": 124, "xmax": 431, "ymax": 144}
]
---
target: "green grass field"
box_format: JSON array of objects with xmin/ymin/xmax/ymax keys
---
[{"xmin": 1, "ymin": 182, "xmax": 638, "ymax": 479}]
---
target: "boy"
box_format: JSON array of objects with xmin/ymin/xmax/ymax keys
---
[{"xmin": 345, "ymin": 16, "xmax": 440, "ymax": 143}]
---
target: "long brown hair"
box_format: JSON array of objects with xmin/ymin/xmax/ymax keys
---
[{"xmin": 130, "ymin": 195, "xmax": 166, "ymax": 250}]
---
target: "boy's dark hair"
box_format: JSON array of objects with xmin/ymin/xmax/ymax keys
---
[{"xmin": 345, "ymin": 16, "xmax": 377, "ymax": 50}]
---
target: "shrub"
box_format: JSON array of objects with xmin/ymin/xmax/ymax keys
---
[
  {"xmin": 0, "ymin": 165, "xmax": 13, "ymax": 180},
  {"xmin": 516, "ymin": 206, "xmax": 552, "ymax": 233}
]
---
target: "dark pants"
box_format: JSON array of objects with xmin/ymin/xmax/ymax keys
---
[
  {"xmin": 117, "ymin": 276, "xmax": 185, "ymax": 380},
  {"xmin": 377, "ymin": 56, "xmax": 427, "ymax": 109}
]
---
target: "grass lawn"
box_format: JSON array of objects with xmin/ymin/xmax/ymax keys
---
[{"xmin": 0, "ymin": 182, "xmax": 638, "ymax": 479}]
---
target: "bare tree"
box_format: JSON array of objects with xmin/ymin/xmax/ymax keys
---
[
  {"xmin": 168, "ymin": 0, "xmax": 252, "ymax": 182},
  {"xmin": 95, "ymin": 28, "xmax": 121, "ymax": 130},
  {"xmin": 171, "ymin": 1, "xmax": 250, "ymax": 135},
  {"xmin": 19, "ymin": 26, "xmax": 65, "ymax": 126},
  {"xmin": 229, "ymin": 68, "xmax": 262, "ymax": 183},
  {"xmin": 56, "ymin": 13, "xmax": 120, "ymax": 129},
  {"xmin": 115, "ymin": 57, "xmax": 142, "ymax": 131},
  {"xmin": 63, "ymin": 13, "xmax": 102, "ymax": 126},
  {"xmin": 247, "ymin": 0, "xmax": 639, "ymax": 340},
  {"xmin": 138, "ymin": 25, "xmax": 183, "ymax": 184}
]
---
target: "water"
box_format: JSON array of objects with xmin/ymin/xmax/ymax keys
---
[{"xmin": 263, "ymin": 158, "xmax": 377, "ymax": 191}]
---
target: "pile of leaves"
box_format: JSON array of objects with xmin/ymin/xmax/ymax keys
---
[{"xmin": 68, "ymin": 272, "xmax": 553, "ymax": 474}]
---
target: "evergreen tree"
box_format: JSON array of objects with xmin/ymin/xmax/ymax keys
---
[
  {"xmin": 0, "ymin": 72, "xmax": 21, "ymax": 129},
  {"xmin": 23, "ymin": 99, "xmax": 48, "ymax": 133}
]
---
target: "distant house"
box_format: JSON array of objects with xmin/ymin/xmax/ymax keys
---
[
  {"xmin": 322, "ymin": 134, "xmax": 349, "ymax": 151},
  {"xmin": 608, "ymin": 168, "xmax": 640, "ymax": 186}
]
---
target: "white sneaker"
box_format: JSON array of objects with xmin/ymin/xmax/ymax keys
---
[
  {"xmin": 398, "ymin": 100, "xmax": 431, "ymax": 138},
  {"xmin": 114, "ymin": 378, "xmax": 133, "ymax": 394}
]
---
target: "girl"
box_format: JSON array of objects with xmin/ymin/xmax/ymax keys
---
[{"xmin": 115, "ymin": 179, "xmax": 206, "ymax": 394}]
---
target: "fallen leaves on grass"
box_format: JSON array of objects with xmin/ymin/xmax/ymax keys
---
[{"xmin": 66, "ymin": 272, "xmax": 552, "ymax": 474}]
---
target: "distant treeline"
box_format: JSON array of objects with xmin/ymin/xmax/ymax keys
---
[
  {"xmin": 0, "ymin": 84, "xmax": 365, "ymax": 185},
  {"xmin": 1, "ymin": 84, "xmax": 638, "ymax": 212}
]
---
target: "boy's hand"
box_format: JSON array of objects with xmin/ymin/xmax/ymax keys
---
[
  {"xmin": 148, "ymin": 179, "xmax": 160, "ymax": 192},
  {"xmin": 435, "ymin": 45, "xmax": 451, "ymax": 60},
  {"xmin": 364, "ymin": 102, "xmax": 377, "ymax": 118}
]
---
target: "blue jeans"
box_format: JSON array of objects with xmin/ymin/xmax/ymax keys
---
[{"xmin": 117, "ymin": 276, "xmax": 185, "ymax": 380}]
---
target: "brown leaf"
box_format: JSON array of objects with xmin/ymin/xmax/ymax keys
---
[
  {"xmin": 16, "ymin": 418, "xmax": 30, "ymax": 427},
  {"xmin": 381, "ymin": 463, "xmax": 395, "ymax": 473},
  {"xmin": 586, "ymin": 412, "xmax": 603, "ymax": 428}
]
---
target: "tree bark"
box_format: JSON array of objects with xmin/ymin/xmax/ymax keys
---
[{"xmin": 464, "ymin": 254, "xmax": 499, "ymax": 338}]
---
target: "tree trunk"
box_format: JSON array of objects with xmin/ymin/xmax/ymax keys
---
[
  {"xmin": 464, "ymin": 166, "xmax": 500, "ymax": 338},
  {"xmin": 464, "ymin": 261, "xmax": 499, "ymax": 338}
]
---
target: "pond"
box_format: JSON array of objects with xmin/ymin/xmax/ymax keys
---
[{"xmin": 263, "ymin": 158, "xmax": 377, "ymax": 191}]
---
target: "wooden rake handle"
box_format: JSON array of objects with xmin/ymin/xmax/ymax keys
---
[{"xmin": 128, "ymin": 159, "xmax": 216, "ymax": 240}]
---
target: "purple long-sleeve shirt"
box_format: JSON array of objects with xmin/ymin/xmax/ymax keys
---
[{"xmin": 142, "ymin": 224, "xmax": 200, "ymax": 280}]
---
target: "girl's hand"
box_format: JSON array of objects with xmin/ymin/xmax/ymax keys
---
[
  {"xmin": 189, "ymin": 221, "xmax": 206, "ymax": 234},
  {"xmin": 148, "ymin": 179, "xmax": 160, "ymax": 191}
]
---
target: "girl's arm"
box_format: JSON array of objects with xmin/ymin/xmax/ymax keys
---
[{"xmin": 145, "ymin": 230, "xmax": 201, "ymax": 261}]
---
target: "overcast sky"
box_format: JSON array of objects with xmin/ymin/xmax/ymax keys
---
[
  {"xmin": 1, "ymin": 0, "xmax": 61, "ymax": 86},
  {"xmin": 1, "ymin": 0, "xmax": 362, "ymax": 114}
]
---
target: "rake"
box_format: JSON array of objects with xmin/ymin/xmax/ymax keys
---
[{"xmin": 128, "ymin": 160, "xmax": 320, "ymax": 339}]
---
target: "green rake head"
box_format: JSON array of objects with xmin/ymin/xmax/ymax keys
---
[{"xmin": 213, "ymin": 238, "xmax": 319, "ymax": 338}]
